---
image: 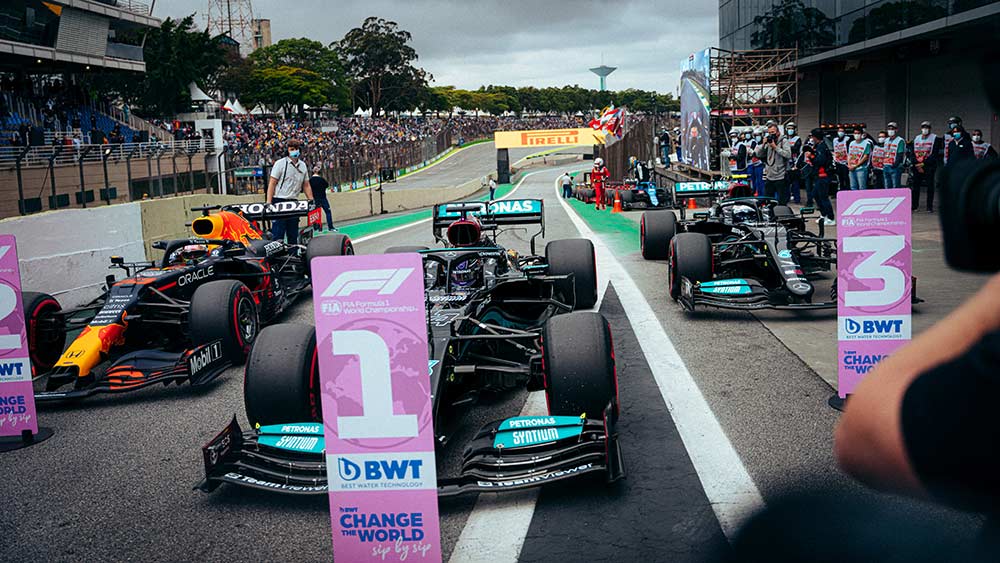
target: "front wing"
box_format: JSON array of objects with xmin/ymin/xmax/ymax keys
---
[
  {"xmin": 677, "ymin": 277, "xmax": 836, "ymax": 312},
  {"xmin": 196, "ymin": 403, "xmax": 624, "ymax": 497},
  {"xmin": 35, "ymin": 340, "xmax": 228, "ymax": 402}
]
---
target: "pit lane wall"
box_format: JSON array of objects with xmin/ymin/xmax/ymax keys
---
[{"xmin": 0, "ymin": 173, "xmax": 495, "ymax": 308}]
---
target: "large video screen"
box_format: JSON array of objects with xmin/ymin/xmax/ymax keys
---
[{"xmin": 680, "ymin": 49, "xmax": 711, "ymax": 170}]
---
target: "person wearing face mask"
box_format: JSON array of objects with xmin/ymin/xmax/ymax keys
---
[
  {"xmin": 871, "ymin": 131, "xmax": 887, "ymax": 189},
  {"xmin": 754, "ymin": 122, "xmax": 792, "ymax": 204},
  {"xmin": 909, "ymin": 121, "xmax": 942, "ymax": 212},
  {"xmin": 785, "ymin": 122, "xmax": 803, "ymax": 203},
  {"xmin": 945, "ymin": 116, "xmax": 975, "ymax": 165},
  {"xmin": 882, "ymin": 122, "xmax": 906, "ymax": 190},
  {"xmin": 750, "ymin": 127, "xmax": 765, "ymax": 196},
  {"xmin": 832, "ymin": 126, "xmax": 850, "ymax": 193},
  {"xmin": 971, "ymin": 129, "xmax": 997, "ymax": 160},
  {"xmin": 846, "ymin": 127, "xmax": 873, "ymax": 190},
  {"xmin": 266, "ymin": 138, "xmax": 314, "ymax": 245}
]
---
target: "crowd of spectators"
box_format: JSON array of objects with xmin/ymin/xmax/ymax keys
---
[{"xmin": 224, "ymin": 113, "xmax": 584, "ymax": 170}]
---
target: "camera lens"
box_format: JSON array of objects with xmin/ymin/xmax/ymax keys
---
[{"xmin": 940, "ymin": 159, "xmax": 1000, "ymax": 272}]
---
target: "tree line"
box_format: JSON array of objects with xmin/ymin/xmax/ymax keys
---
[{"xmin": 89, "ymin": 15, "xmax": 678, "ymax": 118}]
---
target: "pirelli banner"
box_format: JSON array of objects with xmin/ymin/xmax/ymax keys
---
[{"xmin": 494, "ymin": 128, "xmax": 605, "ymax": 149}]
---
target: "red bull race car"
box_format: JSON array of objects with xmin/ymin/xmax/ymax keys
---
[
  {"xmin": 197, "ymin": 198, "xmax": 625, "ymax": 497},
  {"xmin": 24, "ymin": 201, "xmax": 353, "ymax": 401}
]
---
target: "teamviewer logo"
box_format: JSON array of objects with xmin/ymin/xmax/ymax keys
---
[
  {"xmin": 841, "ymin": 197, "xmax": 905, "ymax": 216},
  {"xmin": 321, "ymin": 268, "xmax": 414, "ymax": 297}
]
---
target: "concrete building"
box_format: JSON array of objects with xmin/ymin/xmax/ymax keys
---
[
  {"xmin": 252, "ymin": 18, "xmax": 271, "ymax": 52},
  {"xmin": 0, "ymin": 0, "xmax": 160, "ymax": 73},
  {"xmin": 719, "ymin": 0, "xmax": 1000, "ymax": 144}
]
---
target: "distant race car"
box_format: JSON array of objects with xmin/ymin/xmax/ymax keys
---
[
  {"xmin": 198, "ymin": 198, "xmax": 625, "ymax": 497},
  {"xmin": 600, "ymin": 180, "xmax": 672, "ymax": 210},
  {"xmin": 640, "ymin": 194, "xmax": 840, "ymax": 311},
  {"xmin": 24, "ymin": 201, "xmax": 353, "ymax": 401}
]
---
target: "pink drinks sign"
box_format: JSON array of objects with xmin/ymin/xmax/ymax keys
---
[
  {"xmin": 0, "ymin": 235, "xmax": 39, "ymax": 436},
  {"xmin": 836, "ymin": 189, "xmax": 912, "ymax": 397},
  {"xmin": 311, "ymin": 253, "xmax": 441, "ymax": 562}
]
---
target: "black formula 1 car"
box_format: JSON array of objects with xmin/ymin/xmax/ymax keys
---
[
  {"xmin": 25, "ymin": 201, "xmax": 353, "ymax": 401},
  {"xmin": 640, "ymin": 195, "xmax": 839, "ymax": 311},
  {"xmin": 198, "ymin": 198, "xmax": 625, "ymax": 497}
]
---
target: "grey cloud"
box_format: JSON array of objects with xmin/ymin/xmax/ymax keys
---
[{"xmin": 153, "ymin": 1, "xmax": 717, "ymax": 92}]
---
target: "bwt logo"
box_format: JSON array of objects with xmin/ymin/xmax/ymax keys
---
[
  {"xmin": 321, "ymin": 268, "xmax": 414, "ymax": 297},
  {"xmin": 0, "ymin": 362, "xmax": 23, "ymax": 377},
  {"xmin": 520, "ymin": 129, "xmax": 579, "ymax": 146},
  {"xmin": 337, "ymin": 457, "xmax": 424, "ymax": 482},
  {"xmin": 841, "ymin": 197, "xmax": 905, "ymax": 217},
  {"xmin": 840, "ymin": 316, "xmax": 910, "ymax": 340}
]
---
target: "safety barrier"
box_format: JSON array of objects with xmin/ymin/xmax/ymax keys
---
[{"xmin": 0, "ymin": 170, "xmax": 496, "ymax": 309}]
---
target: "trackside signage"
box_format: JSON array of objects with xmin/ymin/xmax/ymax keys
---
[
  {"xmin": 493, "ymin": 127, "xmax": 601, "ymax": 149},
  {"xmin": 836, "ymin": 190, "xmax": 912, "ymax": 397},
  {"xmin": 0, "ymin": 235, "xmax": 39, "ymax": 437},
  {"xmin": 311, "ymin": 254, "xmax": 441, "ymax": 562}
]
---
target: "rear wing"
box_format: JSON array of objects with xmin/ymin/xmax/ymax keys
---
[
  {"xmin": 224, "ymin": 200, "xmax": 315, "ymax": 221},
  {"xmin": 433, "ymin": 198, "xmax": 546, "ymax": 253}
]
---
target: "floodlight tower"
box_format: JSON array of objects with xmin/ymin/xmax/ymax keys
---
[
  {"xmin": 206, "ymin": 0, "xmax": 255, "ymax": 56},
  {"xmin": 590, "ymin": 65, "xmax": 617, "ymax": 92}
]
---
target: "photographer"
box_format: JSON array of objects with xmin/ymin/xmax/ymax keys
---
[
  {"xmin": 803, "ymin": 128, "xmax": 835, "ymax": 224},
  {"xmin": 753, "ymin": 122, "xmax": 792, "ymax": 204}
]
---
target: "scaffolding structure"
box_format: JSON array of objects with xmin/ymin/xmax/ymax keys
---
[
  {"xmin": 711, "ymin": 47, "xmax": 798, "ymax": 136},
  {"xmin": 206, "ymin": 0, "xmax": 256, "ymax": 56}
]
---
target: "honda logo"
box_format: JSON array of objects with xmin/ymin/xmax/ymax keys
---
[
  {"xmin": 841, "ymin": 197, "xmax": 905, "ymax": 216},
  {"xmin": 321, "ymin": 268, "xmax": 414, "ymax": 297}
]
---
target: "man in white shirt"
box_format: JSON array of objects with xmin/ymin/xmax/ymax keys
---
[
  {"xmin": 266, "ymin": 138, "xmax": 313, "ymax": 244},
  {"xmin": 488, "ymin": 177, "xmax": 497, "ymax": 200}
]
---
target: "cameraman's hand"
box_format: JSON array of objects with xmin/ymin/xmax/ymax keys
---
[{"xmin": 836, "ymin": 273, "xmax": 1000, "ymax": 497}]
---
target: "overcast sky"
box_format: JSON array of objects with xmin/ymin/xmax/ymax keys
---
[{"xmin": 152, "ymin": 0, "xmax": 717, "ymax": 94}]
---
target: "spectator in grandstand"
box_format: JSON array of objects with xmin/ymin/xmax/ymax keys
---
[
  {"xmin": 266, "ymin": 138, "xmax": 314, "ymax": 245},
  {"xmin": 309, "ymin": 165, "xmax": 333, "ymax": 231}
]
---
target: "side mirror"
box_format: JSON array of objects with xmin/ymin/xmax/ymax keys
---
[
  {"xmin": 110, "ymin": 255, "xmax": 124, "ymax": 265},
  {"xmin": 800, "ymin": 206, "xmax": 816, "ymax": 215},
  {"xmin": 693, "ymin": 212, "xmax": 710, "ymax": 219}
]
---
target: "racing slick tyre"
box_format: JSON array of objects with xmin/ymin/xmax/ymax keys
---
[
  {"xmin": 621, "ymin": 190, "xmax": 635, "ymax": 204},
  {"xmin": 773, "ymin": 205, "xmax": 794, "ymax": 219},
  {"xmin": 640, "ymin": 210, "xmax": 677, "ymax": 260},
  {"xmin": 546, "ymin": 239, "xmax": 598, "ymax": 310},
  {"xmin": 22, "ymin": 291, "xmax": 65, "ymax": 373},
  {"xmin": 385, "ymin": 245, "xmax": 429, "ymax": 254},
  {"xmin": 244, "ymin": 324, "xmax": 319, "ymax": 426},
  {"xmin": 542, "ymin": 312, "xmax": 618, "ymax": 418},
  {"xmin": 190, "ymin": 280, "xmax": 258, "ymax": 364},
  {"xmin": 305, "ymin": 233, "xmax": 354, "ymax": 275},
  {"xmin": 669, "ymin": 232, "xmax": 713, "ymax": 300}
]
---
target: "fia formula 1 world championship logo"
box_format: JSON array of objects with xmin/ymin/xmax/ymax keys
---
[
  {"xmin": 840, "ymin": 197, "xmax": 906, "ymax": 216},
  {"xmin": 321, "ymin": 268, "xmax": 414, "ymax": 298}
]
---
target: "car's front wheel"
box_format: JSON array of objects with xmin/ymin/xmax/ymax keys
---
[
  {"xmin": 190, "ymin": 280, "xmax": 258, "ymax": 363},
  {"xmin": 542, "ymin": 312, "xmax": 618, "ymax": 418},
  {"xmin": 244, "ymin": 324, "xmax": 319, "ymax": 427},
  {"xmin": 669, "ymin": 232, "xmax": 713, "ymax": 300}
]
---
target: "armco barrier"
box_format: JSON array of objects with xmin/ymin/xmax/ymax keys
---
[{"xmin": 0, "ymin": 171, "xmax": 496, "ymax": 309}]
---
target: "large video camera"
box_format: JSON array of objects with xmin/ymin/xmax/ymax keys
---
[{"xmin": 939, "ymin": 52, "xmax": 1000, "ymax": 272}]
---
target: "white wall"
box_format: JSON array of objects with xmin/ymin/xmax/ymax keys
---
[{"xmin": 0, "ymin": 204, "xmax": 146, "ymax": 308}]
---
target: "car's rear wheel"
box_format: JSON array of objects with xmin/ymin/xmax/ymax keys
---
[
  {"xmin": 546, "ymin": 239, "xmax": 598, "ymax": 310},
  {"xmin": 621, "ymin": 190, "xmax": 635, "ymax": 204},
  {"xmin": 640, "ymin": 210, "xmax": 677, "ymax": 260},
  {"xmin": 543, "ymin": 312, "xmax": 617, "ymax": 418},
  {"xmin": 669, "ymin": 232, "xmax": 713, "ymax": 300},
  {"xmin": 306, "ymin": 233, "xmax": 353, "ymax": 275},
  {"xmin": 190, "ymin": 280, "xmax": 258, "ymax": 363},
  {"xmin": 385, "ymin": 245, "xmax": 429, "ymax": 254},
  {"xmin": 22, "ymin": 291, "xmax": 65, "ymax": 374},
  {"xmin": 244, "ymin": 324, "xmax": 319, "ymax": 427}
]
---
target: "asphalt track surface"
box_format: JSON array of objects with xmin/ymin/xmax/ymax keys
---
[
  {"xmin": 2, "ymin": 162, "xmax": 985, "ymax": 562},
  {"xmin": 379, "ymin": 142, "xmax": 539, "ymax": 191}
]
